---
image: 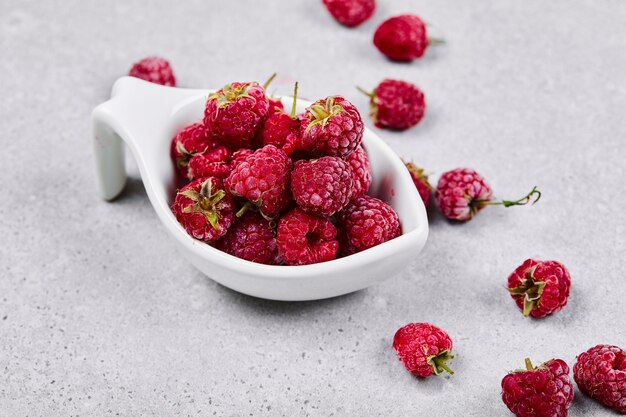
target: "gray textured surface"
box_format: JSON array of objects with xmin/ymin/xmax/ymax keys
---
[{"xmin": 1, "ymin": 0, "xmax": 626, "ymax": 415}]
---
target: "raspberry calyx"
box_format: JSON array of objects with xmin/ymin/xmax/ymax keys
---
[
  {"xmin": 428, "ymin": 350, "xmax": 455, "ymax": 375},
  {"xmin": 179, "ymin": 178, "xmax": 227, "ymax": 230},
  {"xmin": 209, "ymin": 83, "xmax": 254, "ymax": 109},
  {"xmin": 508, "ymin": 267, "xmax": 547, "ymax": 317},
  {"xmin": 306, "ymin": 97, "xmax": 345, "ymax": 130}
]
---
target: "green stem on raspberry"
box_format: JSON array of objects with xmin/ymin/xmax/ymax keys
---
[
  {"xmin": 356, "ymin": 86, "xmax": 375, "ymax": 99},
  {"xmin": 525, "ymin": 358, "xmax": 534, "ymax": 371},
  {"xmin": 477, "ymin": 186, "xmax": 541, "ymax": 208},
  {"xmin": 427, "ymin": 350, "xmax": 454, "ymax": 375},
  {"xmin": 290, "ymin": 81, "xmax": 299, "ymax": 118},
  {"xmin": 262, "ymin": 73, "xmax": 277, "ymax": 90},
  {"xmin": 236, "ymin": 201, "xmax": 254, "ymax": 218},
  {"xmin": 508, "ymin": 269, "xmax": 546, "ymax": 317},
  {"xmin": 428, "ymin": 37, "xmax": 446, "ymax": 46}
]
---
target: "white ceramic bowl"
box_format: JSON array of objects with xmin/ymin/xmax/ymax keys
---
[{"xmin": 92, "ymin": 77, "xmax": 428, "ymax": 301}]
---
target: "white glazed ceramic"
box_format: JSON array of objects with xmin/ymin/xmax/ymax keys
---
[{"xmin": 92, "ymin": 77, "xmax": 428, "ymax": 301}]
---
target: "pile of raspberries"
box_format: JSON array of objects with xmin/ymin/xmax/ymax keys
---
[{"xmin": 169, "ymin": 79, "xmax": 400, "ymax": 266}]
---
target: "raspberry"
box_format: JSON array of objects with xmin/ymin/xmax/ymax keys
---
[
  {"xmin": 501, "ymin": 358, "xmax": 574, "ymax": 417},
  {"xmin": 170, "ymin": 122, "xmax": 212, "ymax": 179},
  {"xmin": 404, "ymin": 162, "xmax": 431, "ymax": 206},
  {"xmin": 574, "ymin": 344, "xmax": 626, "ymax": 414},
  {"xmin": 507, "ymin": 259, "xmax": 571, "ymax": 319},
  {"xmin": 435, "ymin": 168, "xmax": 541, "ymax": 221},
  {"xmin": 322, "ymin": 0, "xmax": 375, "ymax": 27},
  {"xmin": 187, "ymin": 145, "xmax": 232, "ymax": 180},
  {"xmin": 230, "ymin": 148, "xmax": 254, "ymax": 170},
  {"xmin": 392, "ymin": 323, "xmax": 454, "ymax": 378},
  {"xmin": 291, "ymin": 156, "xmax": 354, "ymax": 217},
  {"xmin": 227, "ymin": 145, "xmax": 293, "ymax": 219},
  {"xmin": 204, "ymin": 81, "xmax": 269, "ymax": 149},
  {"xmin": 345, "ymin": 146, "xmax": 371, "ymax": 199},
  {"xmin": 172, "ymin": 177, "xmax": 235, "ymax": 242},
  {"xmin": 215, "ymin": 212, "xmax": 281, "ymax": 265},
  {"xmin": 260, "ymin": 83, "xmax": 301, "ymax": 156},
  {"xmin": 300, "ymin": 96, "xmax": 364, "ymax": 157},
  {"xmin": 128, "ymin": 56, "xmax": 176, "ymax": 86},
  {"xmin": 338, "ymin": 195, "xmax": 400, "ymax": 255},
  {"xmin": 359, "ymin": 79, "xmax": 426, "ymax": 130},
  {"xmin": 276, "ymin": 208, "xmax": 339, "ymax": 265},
  {"xmin": 373, "ymin": 15, "xmax": 441, "ymax": 62}
]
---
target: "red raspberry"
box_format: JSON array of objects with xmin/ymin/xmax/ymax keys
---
[
  {"xmin": 373, "ymin": 15, "xmax": 441, "ymax": 62},
  {"xmin": 404, "ymin": 162, "xmax": 431, "ymax": 206},
  {"xmin": 574, "ymin": 344, "xmax": 626, "ymax": 414},
  {"xmin": 227, "ymin": 145, "xmax": 293, "ymax": 219},
  {"xmin": 345, "ymin": 146, "xmax": 371, "ymax": 199},
  {"xmin": 187, "ymin": 145, "xmax": 232, "ymax": 180},
  {"xmin": 507, "ymin": 259, "xmax": 571, "ymax": 319},
  {"xmin": 260, "ymin": 82, "xmax": 301, "ymax": 156},
  {"xmin": 359, "ymin": 79, "xmax": 426, "ymax": 130},
  {"xmin": 276, "ymin": 208, "xmax": 339, "ymax": 265},
  {"xmin": 322, "ymin": 0, "xmax": 375, "ymax": 27},
  {"xmin": 170, "ymin": 122, "xmax": 212, "ymax": 179},
  {"xmin": 230, "ymin": 148, "xmax": 254, "ymax": 170},
  {"xmin": 501, "ymin": 358, "xmax": 574, "ymax": 417},
  {"xmin": 435, "ymin": 168, "xmax": 541, "ymax": 221},
  {"xmin": 172, "ymin": 177, "xmax": 235, "ymax": 242},
  {"xmin": 128, "ymin": 56, "xmax": 176, "ymax": 86},
  {"xmin": 392, "ymin": 323, "xmax": 454, "ymax": 378},
  {"xmin": 300, "ymin": 96, "xmax": 364, "ymax": 157},
  {"xmin": 338, "ymin": 195, "xmax": 400, "ymax": 255},
  {"xmin": 215, "ymin": 212, "xmax": 281, "ymax": 265},
  {"xmin": 204, "ymin": 81, "xmax": 269, "ymax": 149},
  {"xmin": 292, "ymin": 156, "xmax": 354, "ymax": 217}
]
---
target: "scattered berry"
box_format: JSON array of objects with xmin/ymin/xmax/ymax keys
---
[
  {"xmin": 216, "ymin": 212, "xmax": 281, "ymax": 265},
  {"xmin": 300, "ymin": 96, "xmax": 364, "ymax": 157},
  {"xmin": 507, "ymin": 259, "xmax": 571, "ymax": 319},
  {"xmin": 404, "ymin": 162, "xmax": 431, "ymax": 206},
  {"xmin": 338, "ymin": 195, "xmax": 400, "ymax": 255},
  {"xmin": 501, "ymin": 358, "xmax": 574, "ymax": 417},
  {"xmin": 322, "ymin": 0, "xmax": 375, "ymax": 28},
  {"xmin": 204, "ymin": 81, "xmax": 269, "ymax": 149},
  {"xmin": 345, "ymin": 146, "xmax": 372, "ymax": 199},
  {"xmin": 574, "ymin": 345, "xmax": 626, "ymax": 414},
  {"xmin": 276, "ymin": 208, "xmax": 339, "ymax": 265},
  {"xmin": 227, "ymin": 145, "xmax": 292, "ymax": 219},
  {"xmin": 292, "ymin": 156, "xmax": 354, "ymax": 217},
  {"xmin": 359, "ymin": 79, "xmax": 426, "ymax": 130},
  {"xmin": 170, "ymin": 122, "xmax": 212, "ymax": 179},
  {"xmin": 128, "ymin": 56, "xmax": 176, "ymax": 86},
  {"xmin": 435, "ymin": 168, "xmax": 540, "ymax": 221},
  {"xmin": 172, "ymin": 177, "xmax": 235, "ymax": 242},
  {"xmin": 261, "ymin": 82, "xmax": 301, "ymax": 156},
  {"xmin": 392, "ymin": 323, "xmax": 454, "ymax": 378},
  {"xmin": 373, "ymin": 15, "xmax": 441, "ymax": 62},
  {"xmin": 187, "ymin": 145, "xmax": 232, "ymax": 180}
]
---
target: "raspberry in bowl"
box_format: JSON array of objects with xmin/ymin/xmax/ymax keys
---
[{"xmin": 92, "ymin": 77, "xmax": 428, "ymax": 300}]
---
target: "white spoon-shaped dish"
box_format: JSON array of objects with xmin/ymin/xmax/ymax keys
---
[{"xmin": 92, "ymin": 77, "xmax": 428, "ymax": 301}]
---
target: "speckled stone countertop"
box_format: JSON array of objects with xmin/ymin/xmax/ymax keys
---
[{"xmin": 1, "ymin": 0, "xmax": 625, "ymax": 415}]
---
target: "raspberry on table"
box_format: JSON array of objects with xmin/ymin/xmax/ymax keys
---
[
  {"xmin": 276, "ymin": 208, "xmax": 339, "ymax": 266},
  {"xmin": 345, "ymin": 146, "xmax": 372, "ymax": 199},
  {"xmin": 392, "ymin": 323, "xmax": 454, "ymax": 378},
  {"xmin": 300, "ymin": 96, "xmax": 364, "ymax": 157},
  {"xmin": 338, "ymin": 195, "xmax": 400, "ymax": 255},
  {"xmin": 128, "ymin": 56, "xmax": 176, "ymax": 86},
  {"xmin": 227, "ymin": 145, "xmax": 293, "ymax": 220},
  {"xmin": 359, "ymin": 79, "xmax": 426, "ymax": 130},
  {"xmin": 215, "ymin": 212, "xmax": 281, "ymax": 265},
  {"xmin": 373, "ymin": 15, "xmax": 442, "ymax": 62},
  {"xmin": 574, "ymin": 344, "xmax": 626, "ymax": 414},
  {"xmin": 404, "ymin": 161, "xmax": 431, "ymax": 206},
  {"xmin": 291, "ymin": 156, "xmax": 354, "ymax": 217},
  {"xmin": 170, "ymin": 122, "xmax": 213, "ymax": 179},
  {"xmin": 172, "ymin": 177, "xmax": 235, "ymax": 242},
  {"xmin": 322, "ymin": 0, "xmax": 375, "ymax": 28},
  {"xmin": 507, "ymin": 259, "xmax": 571, "ymax": 319},
  {"xmin": 501, "ymin": 358, "xmax": 574, "ymax": 417}
]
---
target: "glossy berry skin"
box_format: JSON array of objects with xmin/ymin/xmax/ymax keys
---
[
  {"xmin": 227, "ymin": 145, "xmax": 292, "ymax": 220},
  {"xmin": 170, "ymin": 122, "xmax": 213, "ymax": 179},
  {"xmin": 507, "ymin": 259, "xmax": 571, "ymax": 319},
  {"xmin": 574, "ymin": 345, "xmax": 626, "ymax": 414},
  {"xmin": 267, "ymin": 97, "xmax": 285, "ymax": 116},
  {"xmin": 292, "ymin": 156, "xmax": 354, "ymax": 217},
  {"xmin": 501, "ymin": 359, "xmax": 574, "ymax": 417},
  {"xmin": 392, "ymin": 323, "xmax": 454, "ymax": 378},
  {"xmin": 345, "ymin": 146, "xmax": 372, "ymax": 199},
  {"xmin": 260, "ymin": 111, "xmax": 301, "ymax": 156},
  {"xmin": 435, "ymin": 168, "xmax": 493, "ymax": 221},
  {"xmin": 373, "ymin": 15, "xmax": 428, "ymax": 62},
  {"xmin": 300, "ymin": 96, "xmax": 364, "ymax": 157},
  {"xmin": 216, "ymin": 212, "xmax": 281, "ymax": 265},
  {"xmin": 371, "ymin": 79, "xmax": 426, "ymax": 130},
  {"xmin": 187, "ymin": 145, "xmax": 232, "ymax": 181},
  {"xmin": 405, "ymin": 162, "xmax": 431, "ymax": 206},
  {"xmin": 276, "ymin": 208, "xmax": 339, "ymax": 266},
  {"xmin": 128, "ymin": 56, "xmax": 176, "ymax": 86},
  {"xmin": 204, "ymin": 82, "xmax": 269, "ymax": 149},
  {"xmin": 338, "ymin": 195, "xmax": 400, "ymax": 255},
  {"xmin": 172, "ymin": 177, "xmax": 235, "ymax": 242},
  {"xmin": 322, "ymin": 0, "xmax": 375, "ymax": 27}
]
